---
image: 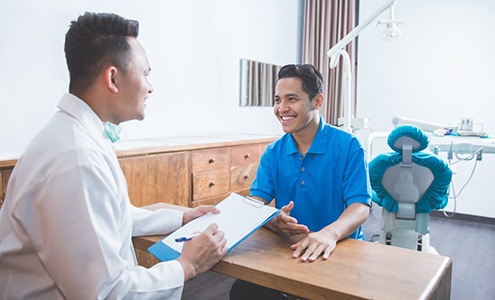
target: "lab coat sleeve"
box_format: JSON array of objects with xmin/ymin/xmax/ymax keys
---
[
  {"xmin": 132, "ymin": 206, "xmax": 183, "ymax": 237},
  {"xmin": 13, "ymin": 162, "xmax": 185, "ymax": 299}
]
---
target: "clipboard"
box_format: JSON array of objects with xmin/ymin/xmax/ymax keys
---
[{"xmin": 148, "ymin": 193, "xmax": 280, "ymax": 261}]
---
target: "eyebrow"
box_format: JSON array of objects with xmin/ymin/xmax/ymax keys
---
[{"xmin": 283, "ymin": 93, "xmax": 300, "ymax": 98}]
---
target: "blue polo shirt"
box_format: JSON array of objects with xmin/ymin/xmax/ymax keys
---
[{"xmin": 251, "ymin": 117, "xmax": 371, "ymax": 240}]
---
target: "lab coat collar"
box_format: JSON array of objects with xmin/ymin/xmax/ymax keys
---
[{"xmin": 56, "ymin": 93, "xmax": 109, "ymax": 143}]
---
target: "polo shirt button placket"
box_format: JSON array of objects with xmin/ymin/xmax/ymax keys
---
[{"xmin": 300, "ymin": 161, "xmax": 306, "ymax": 185}]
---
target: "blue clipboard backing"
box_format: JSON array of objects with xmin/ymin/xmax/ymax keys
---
[
  {"xmin": 148, "ymin": 241, "xmax": 180, "ymax": 261},
  {"xmin": 148, "ymin": 193, "xmax": 279, "ymax": 262}
]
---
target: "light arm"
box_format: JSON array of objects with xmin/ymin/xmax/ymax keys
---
[
  {"xmin": 327, "ymin": 0, "xmax": 398, "ymax": 61},
  {"xmin": 326, "ymin": 0, "xmax": 398, "ymax": 132}
]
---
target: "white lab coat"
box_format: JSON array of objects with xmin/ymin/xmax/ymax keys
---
[{"xmin": 0, "ymin": 94, "xmax": 186, "ymax": 299}]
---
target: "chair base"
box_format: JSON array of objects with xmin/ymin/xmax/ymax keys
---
[
  {"xmin": 379, "ymin": 229, "xmax": 432, "ymax": 252},
  {"xmin": 378, "ymin": 209, "xmax": 437, "ymax": 253}
]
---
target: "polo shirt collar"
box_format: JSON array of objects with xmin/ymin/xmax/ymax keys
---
[{"xmin": 286, "ymin": 116, "xmax": 328, "ymax": 155}]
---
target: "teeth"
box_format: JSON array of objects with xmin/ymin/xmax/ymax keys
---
[{"xmin": 281, "ymin": 116, "xmax": 295, "ymax": 121}]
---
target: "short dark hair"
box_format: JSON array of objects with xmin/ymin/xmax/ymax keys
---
[
  {"xmin": 64, "ymin": 12, "xmax": 139, "ymax": 93},
  {"xmin": 278, "ymin": 64, "xmax": 323, "ymax": 100}
]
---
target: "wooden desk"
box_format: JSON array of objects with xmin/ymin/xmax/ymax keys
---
[{"xmin": 134, "ymin": 203, "xmax": 452, "ymax": 300}]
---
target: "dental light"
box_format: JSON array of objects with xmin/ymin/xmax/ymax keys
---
[
  {"xmin": 377, "ymin": 4, "xmax": 405, "ymax": 42},
  {"xmin": 327, "ymin": 0, "xmax": 403, "ymax": 132}
]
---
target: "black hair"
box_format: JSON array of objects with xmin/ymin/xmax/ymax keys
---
[
  {"xmin": 64, "ymin": 12, "xmax": 139, "ymax": 93},
  {"xmin": 277, "ymin": 64, "xmax": 323, "ymax": 100}
]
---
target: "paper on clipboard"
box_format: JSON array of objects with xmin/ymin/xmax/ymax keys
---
[{"xmin": 148, "ymin": 193, "xmax": 280, "ymax": 261}]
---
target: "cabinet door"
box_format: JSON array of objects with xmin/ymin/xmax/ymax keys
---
[
  {"xmin": 230, "ymin": 144, "xmax": 262, "ymax": 193},
  {"xmin": 0, "ymin": 171, "xmax": 3, "ymax": 208},
  {"xmin": 119, "ymin": 152, "xmax": 191, "ymax": 207},
  {"xmin": 1, "ymin": 169, "xmax": 13, "ymax": 208}
]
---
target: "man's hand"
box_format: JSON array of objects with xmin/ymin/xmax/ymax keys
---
[
  {"xmin": 182, "ymin": 205, "xmax": 220, "ymax": 225},
  {"xmin": 289, "ymin": 203, "xmax": 370, "ymax": 262},
  {"xmin": 290, "ymin": 229, "xmax": 338, "ymax": 262},
  {"xmin": 266, "ymin": 201, "xmax": 309, "ymax": 236},
  {"xmin": 177, "ymin": 223, "xmax": 228, "ymax": 281}
]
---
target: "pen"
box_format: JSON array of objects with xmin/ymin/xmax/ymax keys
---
[{"xmin": 175, "ymin": 233, "xmax": 200, "ymax": 243}]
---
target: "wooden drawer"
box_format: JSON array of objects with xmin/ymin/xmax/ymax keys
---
[
  {"xmin": 192, "ymin": 148, "xmax": 230, "ymax": 173},
  {"xmin": 192, "ymin": 169, "xmax": 230, "ymax": 200},
  {"xmin": 231, "ymin": 145, "xmax": 261, "ymax": 167}
]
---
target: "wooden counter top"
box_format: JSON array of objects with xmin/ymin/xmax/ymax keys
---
[
  {"xmin": 0, "ymin": 133, "xmax": 280, "ymax": 168},
  {"xmin": 114, "ymin": 134, "xmax": 279, "ymax": 158}
]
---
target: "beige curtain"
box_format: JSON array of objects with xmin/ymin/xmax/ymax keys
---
[{"xmin": 302, "ymin": 0, "xmax": 357, "ymax": 126}]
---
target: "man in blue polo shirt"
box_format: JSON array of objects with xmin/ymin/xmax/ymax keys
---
[{"xmin": 230, "ymin": 64, "xmax": 371, "ymax": 300}]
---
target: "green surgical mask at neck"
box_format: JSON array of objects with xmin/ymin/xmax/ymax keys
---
[{"xmin": 103, "ymin": 122, "xmax": 122, "ymax": 143}]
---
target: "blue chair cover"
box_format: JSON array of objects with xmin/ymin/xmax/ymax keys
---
[{"xmin": 369, "ymin": 125, "xmax": 452, "ymax": 213}]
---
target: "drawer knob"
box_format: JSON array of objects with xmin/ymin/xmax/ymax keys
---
[
  {"xmin": 209, "ymin": 182, "xmax": 215, "ymax": 188},
  {"xmin": 244, "ymin": 154, "xmax": 250, "ymax": 159},
  {"xmin": 208, "ymin": 158, "xmax": 215, "ymax": 164}
]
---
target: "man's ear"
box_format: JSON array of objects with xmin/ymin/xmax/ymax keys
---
[
  {"xmin": 105, "ymin": 66, "xmax": 119, "ymax": 93},
  {"xmin": 314, "ymin": 93, "xmax": 324, "ymax": 110}
]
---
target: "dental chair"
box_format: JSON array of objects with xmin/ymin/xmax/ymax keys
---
[{"xmin": 369, "ymin": 125, "xmax": 452, "ymax": 252}]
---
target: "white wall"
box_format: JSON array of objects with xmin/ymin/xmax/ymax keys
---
[
  {"xmin": 0, "ymin": 0, "xmax": 303, "ymax": 154},
  {"xmin": 3, "ymin": 0, "xmax": 493, "ymax": 218},
  {"xmin": 357, "ymin": 0, "xmax": 495, "ymax": 218}
]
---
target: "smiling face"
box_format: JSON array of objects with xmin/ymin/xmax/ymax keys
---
[
  {"xmin": 110, "ymin": 37, "xmax": 153, "ymax": 124},
  {"xmin": 273, "ymin": 77, "xmax": 322, "ymax": 137}
]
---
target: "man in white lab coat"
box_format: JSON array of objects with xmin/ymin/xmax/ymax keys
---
[{"xmin": 0, "ymin": 12, "xmax": 227, "ymax": 299}]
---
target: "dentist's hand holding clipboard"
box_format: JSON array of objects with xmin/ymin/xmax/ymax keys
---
[{"xmin": 176, "ymin": 206, "xmax": 228, "ymax": 281}]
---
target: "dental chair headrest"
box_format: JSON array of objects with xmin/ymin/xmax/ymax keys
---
[
  {"xmin": 369, "ymin": 125, "xmax": 452, "ymax": 214},
  {"xmin": 387, "ymin": 125, "xmax": 429, "ymax": 153}
]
